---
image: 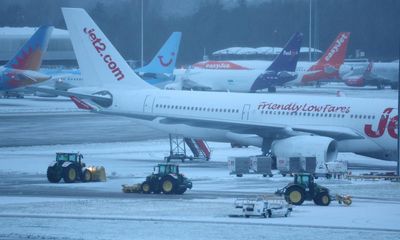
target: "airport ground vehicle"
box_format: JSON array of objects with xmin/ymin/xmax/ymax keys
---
[
  {"xmin": 234, "ymin": 197, "xmax": 292, "ymax": 218},
  {"xmin": 275, "ymin": 173, "xmax": 351, "ymax": 206},
  {"xmin": 122, "ymin": 163, "xmax": 192, "ymax": 194},
  {"xmin": 47, "ymin": 152, "xmax": 106, "ymax": 183}
]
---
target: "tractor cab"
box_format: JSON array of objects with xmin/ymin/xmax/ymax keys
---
[
  {"xmin": 56, "ymin": 152, "xmax": 84, "ymax": 166},
  {"xmin": 294, "ymin": 173, "xmax": 313, "ymax": 187},
  {"xmin": 155, "ymin": 164, "xmax": 179, "ymax": 176}
]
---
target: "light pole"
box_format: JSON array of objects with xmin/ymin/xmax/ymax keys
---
[
  {"xmin": 141, "ymin": 0, "xmax": 144, "ymax": 68},
  {"xmin": 309, "ymin": 0, "xmax": 312, "ymax": 62},
  {"xmin": 398, "ymin": 43, "xmax": 400, "ymax": 177}
]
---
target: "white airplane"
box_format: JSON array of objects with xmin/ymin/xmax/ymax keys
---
[
  {"xmin": 33, "ymin": 8, "xmax": 398, "ymax": 165},
  {"xmin": 340, "ymin": 61, "xmax": 399, "ymax": 89},
  {"xmin": 171, "ymin": 32, "xmax": 351, "ymax": 92}
]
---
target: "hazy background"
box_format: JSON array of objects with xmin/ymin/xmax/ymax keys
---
[{"xmin": 0, "ymin": 0, "xmax": 398, "ymax": 65}]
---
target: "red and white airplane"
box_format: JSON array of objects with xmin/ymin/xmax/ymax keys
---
[
  {"xmin": 340, "ymin": 61, "xmax": 399, "ymax": 89},
  {"xmin": 170, "ymin": 32, "xmax": 350, "ymax": 92},
  {"xmin": 37, "ymin": 8, "xmax": 397, "ymax": 165}
]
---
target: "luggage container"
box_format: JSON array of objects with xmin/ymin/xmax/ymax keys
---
[
  {"xmin": 228, "ymin": 156, "xmax": 250, "ymax": 177},
  {"xmin": 250, "ymin": 156, "xmax": 273, "ymax": 177}
]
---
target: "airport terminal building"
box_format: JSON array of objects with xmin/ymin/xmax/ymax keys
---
[{"xmin": 0, "ymin": 27, "xmax": 77, "ymax": 67}]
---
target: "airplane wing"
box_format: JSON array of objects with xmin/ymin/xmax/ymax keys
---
[{"xmin": 156, "ymin": 115, "xmax": 364, "ymax": 141}]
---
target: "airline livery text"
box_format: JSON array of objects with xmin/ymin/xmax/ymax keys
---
[{"xmin": 83, "ymin": 28, "xmax": 125, "ymax": 81}]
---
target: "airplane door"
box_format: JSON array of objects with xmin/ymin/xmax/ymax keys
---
[
  {"xmin": 143, "ymin": 95, "xmax": 155, "ymax": 113},
  {"xmin": 241, "ymin": 104, "xmax": 251, "ymax": 120}
]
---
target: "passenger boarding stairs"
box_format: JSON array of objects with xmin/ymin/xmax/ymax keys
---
[
  {"xmin": 165, "ymin": 134, "xmax": 211, "ymax": 162},
  {"xmin": 184, "ymin": 138, "xmax": 211, "ymax": 160}
]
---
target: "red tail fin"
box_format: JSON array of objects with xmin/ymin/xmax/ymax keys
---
[
  {"xmin": 302, "ymin": 32, "xmax": 351, "ymax": 84},
  {"xmin": 316, "ymin": 32, "xmax": 350, "ymax": 67}
]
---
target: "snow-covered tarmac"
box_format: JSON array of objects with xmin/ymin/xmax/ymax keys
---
[{"xmin": 0, "ymin": 85, "xmax": 399, "ymax": 239}]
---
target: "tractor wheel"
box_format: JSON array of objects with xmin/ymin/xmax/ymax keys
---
[
  {"xmin": 285, "ymin": 186, "xmax": 305, "ymax": 205},
  {"xmin": 62, "ymin": 165, "xmax": 77, "ymax": 183},
  {"xmin": 161, "ymin": 176, "xmax": 177, "ymax": 194},
  {"xmin": 314, "ymin": 192, "xmax": 331, "ymax": 206},
  {"xmin": 82, "ymin": 169, "xmax": 92, "ymax": 182},
  {"xmin": 47, "ymin": 167, "xmax": 62, "ymax": 183},
  {"xmin": 141, "ymin": 181, "xmax": 152, "ymax": 194}
]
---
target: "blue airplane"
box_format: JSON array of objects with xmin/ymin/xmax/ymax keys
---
[{"xmin": 250, "ymin": 32, "xmax": 303, "ymax": 92}]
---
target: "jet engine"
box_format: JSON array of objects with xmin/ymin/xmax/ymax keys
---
[{"xmin": 271, "ymin": 135, "xmax": 338, "ymax": 173}]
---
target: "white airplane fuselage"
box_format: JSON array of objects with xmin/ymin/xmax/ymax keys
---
[
  {"xmin": 173, "ymin": 60, "xmax": 338, "ymax": 92},
  {"xmin": 100, "ymin": 88, "xmax": 397, "ymax": 160}
]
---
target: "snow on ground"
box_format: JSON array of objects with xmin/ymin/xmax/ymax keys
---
[
  {"xmin": 0, "ymin": 139, "xmax": 398, "ymax": 196},
  {"xmin": 1, "ymin": 139, "xmax": 400, "ymax": 240}
]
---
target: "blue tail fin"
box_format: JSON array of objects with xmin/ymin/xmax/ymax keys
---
[
  {"xmin": 136, "ymin": 32, "xmax": 182, "ymax": 74},
  {"xmin": 267, "ymin": 32, "xmax": 303, "ymax": 72},
  {"xmin": 5, "ymin": 26, "xmax": 53, "ymax": 71}
]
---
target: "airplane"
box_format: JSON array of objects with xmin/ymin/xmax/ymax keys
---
[
  {"xmin": 178, "ymin": 32, "xmax": 350, "ymax": 90},
  {"xmin": 0, "ymin": 26, "xmax": 53, "ymax": 97},
  {"xmin": 32, "ymin": 8, "xmax": 397, "ymax": 166},
  {"xmin": 340, "ymin": 61, "xmax": 399, "ymax": 89},
  {"xmin": 167, "ymin": 32, "xmax": 303, "ymax": 93}
]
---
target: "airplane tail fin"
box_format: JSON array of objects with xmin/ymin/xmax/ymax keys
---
[
  {"xmin": 314, "ymin": 32, "xmax": 350, "ymax": 67},
  {"xmin": 61, "ymin": 8, "xmax": 155, "ymax": 90},
  {"xmin": 136, "ymin": 32, "xmax": 182, "ymax": 74},
  {"xmin": 5, "ymin": 26, "xmax": 53, "ymax": 71},
  {"xmin": 267, "ymin": 32, "xmax": 303, "ymax": 72}
]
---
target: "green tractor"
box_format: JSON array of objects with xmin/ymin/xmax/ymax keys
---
[
  {"xmin": 47, "ymin": 152, "xmax": 106, "ymax": 183},
  {"xmin": 141, "ymin": 164, "xmax": 192, "ymax": 194},
  {"xmin": 275, "ymin": 173, "xmax": 331, "ymax": 206}
]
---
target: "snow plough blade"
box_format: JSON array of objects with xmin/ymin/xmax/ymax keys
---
[
  {"xmin": 333, "ymin": 194, "xmax": 352, "ymax": 206},
  {"xmin": 122, "ymin": 184, "xmax": 143, "ymax": 193},
  {"xmin": 87, "ymin": 166, "xmax": 107, "ymax": 182}
]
